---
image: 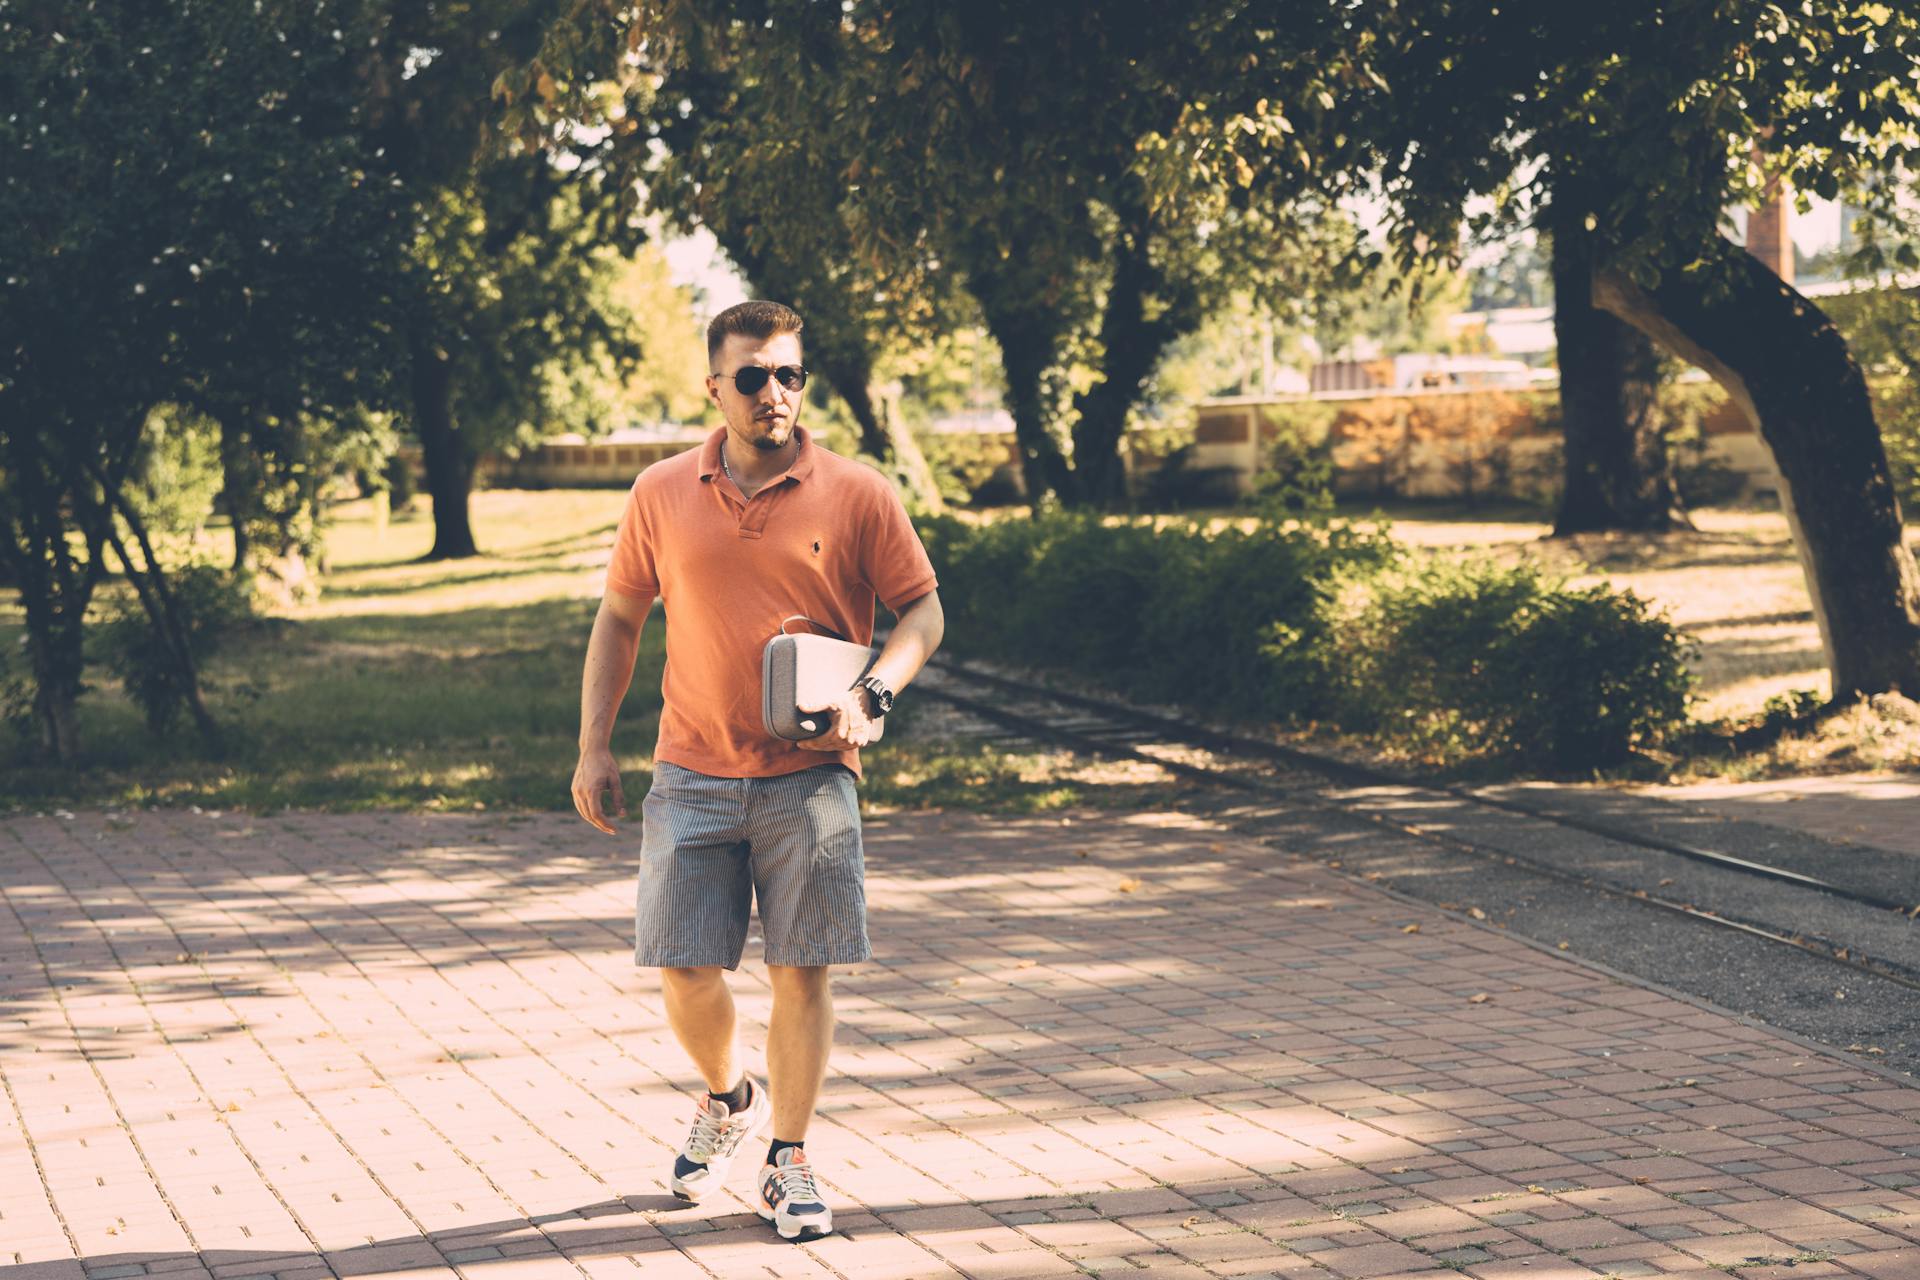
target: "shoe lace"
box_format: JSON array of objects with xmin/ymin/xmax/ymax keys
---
[
  {"xmin": 685, "ymin": 1106, "xmax": 745, "ymax": 1164},
  {"xmin": 769, "ymin": 1158, "xmax": 822, "ymax": 1205}
]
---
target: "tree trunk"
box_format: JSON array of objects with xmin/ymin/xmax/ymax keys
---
[
  {"xmin": 409, "ymin": 328, "xmax": 480, "ymax": 560},
  {"xmin": 1, "ymin": 467, "xmax": 98, "ymax": 763},
  {"xmin": 1070, "ymin": 227, "xmax": 1191, "ymax": 510},
  {"xmin": 1593, "ymin": 238, "xmax": 1920, "ymax": 698},
  {"xmin": 817, "ymin": 356, "xmax": 945, "ymax": 513},
  {"xmin": 1549, "ymin": 221, "xmax": 1689, "ymax": 534},
  {"xmin": 872, "ymin": 386, "xmax": 946, "ymax": 515},
  {"xmin": 217, "ymin": 413, "xmax": 255, "ymax": 573},
  {"xmin": 104, "ymin": 488, "xmax": 224, "ymax": 752},
  {"xmin": 977, "ymin": 306, "xmax": 1072, "ymax": 504}
]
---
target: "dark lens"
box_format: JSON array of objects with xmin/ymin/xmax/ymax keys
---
[
  {"xmin": 732, "ymin": 367, "xmax": 772, "ymax": 394},
  {"xmin": 774, "ymin": 365, "xmax": 807, "ymax": 391}
]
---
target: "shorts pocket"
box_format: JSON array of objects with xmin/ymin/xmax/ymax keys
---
[{"xmin": 791, "ymin": 827, "xmax": 868, "ymax": 961}]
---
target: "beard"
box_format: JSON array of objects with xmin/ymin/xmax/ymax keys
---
[{"xmin": 751, "ymin": 406, "xmax": 799, "ymax": 449}]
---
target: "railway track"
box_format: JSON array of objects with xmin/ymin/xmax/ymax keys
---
[{"xmin": 910, "ymin": 654, "xmax": 1920, "ymax": 1007}]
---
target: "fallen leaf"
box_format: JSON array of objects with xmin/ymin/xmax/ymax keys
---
[
  {"xmin": 1525, "ymin": 1183, "xmax": 1545, "ymax": 1194},
  {"xmin": 1468, "ymin": 993, "xmax": 1491, "ymax": 1004},
  {"xmin": 1556, "ymin": 941, "xmax": 1571, "ymax": 950},
  {"xmin": 1467, "ymin": 907, "xmax": 1487, "ymax": 920},
  {"xmin": 1016, "ymin": 960, "xmax": 1037, "ymax": 969},
  {"xmin": 1117, "ymin": 878, "xmax": 1142, "ymax": 893},
  {"xmin": 1402, "ymin": 924, "xmax": 1421, "ymax": 934},
  {"xmin": 1658, "ymin": 878, "xmax": 1674, "ymax": 887}
]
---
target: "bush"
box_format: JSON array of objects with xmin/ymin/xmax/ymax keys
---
[
  {"xmin": 1136, "ymin": 444, "xmax": 1245, "ymax": 511},
  {"xmin": 384, "ymin": 449, "xmax": 419, "ymax": 508},
  {"xmin": 1318, "ymin": 557, "xmax": 1696, "ymax": 769},
  {"xmin": 916, "ymin": 429, "xmax": 1012, "ymax": 506},
  {"xmin": 918, "ymin": 511, "xmax": 1394, "ymax": 719},
  {"xmin": 923, "ymin": 512, "xmax": 1697, "ymax": 771},
  {"xmin": 0, "ymin": 639, "xmax": 34, "ymax": 741},
  {"xmin": 97, "ymin": 562, "xmax": 257, "ymax": 734},
  {"xmin": 1248, "ymin": 403, "xmax": 1338, "ymax": 515},
  {"xmin": 129, "ymin": 404, "xmax": 225, "ymax": 539}
]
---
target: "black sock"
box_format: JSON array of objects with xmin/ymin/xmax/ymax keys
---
[
  {"xmin": 767, "ymin": 1138, "xmax": 804, "ymax": 1165},
  {"xmin": 708, "ymin": 1077, "xmax": 751, "ymax": 1113}
]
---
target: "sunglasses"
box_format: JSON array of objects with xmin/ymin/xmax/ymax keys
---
[{"xmin": 713, "ymin": 364, "xmax": 807, "ymax": 395}]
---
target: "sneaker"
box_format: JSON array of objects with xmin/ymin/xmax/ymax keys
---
[
  {"xmin": 669, "ymin": 1078, "xmax": 770, "ymax": 1202},
  {"xmin": 757, "ymin": 1146, "xmax": 832, "ymax": 1241}
]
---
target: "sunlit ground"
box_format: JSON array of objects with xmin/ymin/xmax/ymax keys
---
[{"xmin": 4, "ymin": 805, "xmax": 1913, "ymax": 1276}]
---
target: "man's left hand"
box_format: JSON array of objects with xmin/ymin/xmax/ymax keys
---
[{"xmin": 795, "ymin": 689, "xmax": 879, "ymax": 750}]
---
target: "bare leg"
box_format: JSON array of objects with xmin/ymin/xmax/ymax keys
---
[
  {"xmin": 764, "ymin": 964, "xmax": 833, "ymax": 1141},
  {"xmin": 660, "ymin": 966, "xmax": 741, "ymax": 1092}
]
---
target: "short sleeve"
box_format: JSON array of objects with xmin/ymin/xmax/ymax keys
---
[
  {"xmin": 605, "ymin": 480, "xmax": 660, "ymax": 599},
  {"xmin": 861, "ymin": 481, "xmax": 939, "ymax": 613}
]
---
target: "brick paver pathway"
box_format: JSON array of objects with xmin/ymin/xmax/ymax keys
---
[{"xmin": 3, "ymin": 806, "xmax": 1918, "ymax": 1280}]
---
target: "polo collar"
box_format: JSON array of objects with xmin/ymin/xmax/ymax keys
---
[{"xmin": 698, "ymin": 425, "xmax": 816, "ymax": 485}]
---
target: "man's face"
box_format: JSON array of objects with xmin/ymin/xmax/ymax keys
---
[{"xmin": 706, "ymin": 331, "xmax": 805, "ymax": 452}]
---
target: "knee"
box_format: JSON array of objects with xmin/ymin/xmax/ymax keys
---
[
  {"xmin": 661, "ymin": 965, "xmax": 727, "ymax": 992},
  {"xmin": 767, "ymin": 964, "xmax": 832, "ymax": 1004}
]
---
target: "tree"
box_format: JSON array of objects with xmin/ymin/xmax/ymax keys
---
[
  {"xmin": 1546, "ymin": 211, "xmax": 1687, "ymax": 534},
  {"xmin": 829, "ymin": 3, "xmax": 1373, "ymax": 507},
  {"xmin": 530, "ymin": 2, "xmax": 1378, "ymax": 508},
  {"xmin": 1310, "ymin": 257, "xmax": 1476, "ymax": 361},
  {"xmin": 636, "ymin": 31, "xmax": 947, "ymax": 508},
  {"xmin": 602, "ymin": 244, "xmax": 716, "ymax": 426},
  {"xmin": 362, "ymin": 2, "xmax": 644, "ymax": 560},
  {"xmin": 403, "ymin": 162, "xmax": 641, "ymax": 558},
  {"xmin": 1369, "ymin": 0, "xmax": 1920, "ymax": 699},
  {"xmin": 1824, "ymin": 276, "xmax": 1920, "ymax": 513},
  {"xmin": 0, "ymin": 0, "xmax": 408, "ymax": 758}
]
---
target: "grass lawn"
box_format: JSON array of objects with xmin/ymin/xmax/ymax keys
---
[
  {"xmin": 1, "ymin": 488, "xmax": 1911, "ymax": 814},
  {"xmin": 0, "ymin": 491, "xmax": 1200, "ymax": 814}
]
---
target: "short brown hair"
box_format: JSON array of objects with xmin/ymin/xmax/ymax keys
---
[{"xmin": 706, "ymin": 300, "xmax": 804, "ymax": 364}]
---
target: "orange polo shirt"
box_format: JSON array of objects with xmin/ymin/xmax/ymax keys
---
[{"xmin": 604, "ymin": 425, "xmax": 938, "ymax": 780}]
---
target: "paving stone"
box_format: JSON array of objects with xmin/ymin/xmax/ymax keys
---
[{"xmin": 3, "ymin": 807, "xmax": 1917, "ymax": 1280}]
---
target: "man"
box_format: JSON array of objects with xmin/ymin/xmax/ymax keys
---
[{"xmin": 571, "ymin": 300, "xmax": 944, "ymax": 1242}]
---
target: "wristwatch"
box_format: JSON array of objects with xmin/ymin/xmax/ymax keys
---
[{"xmin": 855, "ymin": 676, "xmax": 895, "ymax": 718}]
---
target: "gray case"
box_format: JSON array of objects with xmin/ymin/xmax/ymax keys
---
[{"xmin": 761, "ymin": 623, "xmax": 884, "ymax": 742}]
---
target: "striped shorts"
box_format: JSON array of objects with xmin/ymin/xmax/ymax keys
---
[{"xmin": 633, "ymin": 760, "xmax": 870, "ymax": 970}]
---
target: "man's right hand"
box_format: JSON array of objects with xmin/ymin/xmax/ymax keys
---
[{"xmin": 572, "ymin": 747, "xmax": 626, "ymax": 835}]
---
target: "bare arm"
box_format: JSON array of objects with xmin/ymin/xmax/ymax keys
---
[
  {"xmin": 796, "ymin": 589, "xmax": 945, "ymax": 751},
  {"xmin": 869, "ymin": 588, "xmax": 945, "ymax": 694},
  {"xmin": 572, "ymin": 589, "xmax": 654, "ymax": 833}
]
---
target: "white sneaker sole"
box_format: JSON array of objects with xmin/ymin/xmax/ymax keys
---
[{"xmin": 756, "ymin": 1202, "xmax": 832, "ymax": 1241}]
